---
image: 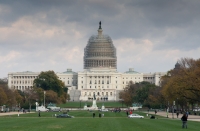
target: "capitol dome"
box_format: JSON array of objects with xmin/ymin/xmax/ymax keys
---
[{"xmin": 84, "ymin": 22, "xmax": 117, "ymax": 69}]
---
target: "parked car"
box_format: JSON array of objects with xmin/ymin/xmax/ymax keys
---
[
  {"xmin": 128, "ymin": 114, "xmax": 144, "ymax": 118},
  {"xmin": 99, "ymin": 109, "xmax": 109, "ymax": 112},
  {"xmin": 50, "ymin": 108, "xmax": 61, "ymax": 112},
  {"xmin": 193, "ymin": 108, "xmax": 200, "ymax": 111},
  {"xmin": 56, "ymin": 114, "xmax": 74, "ymax": 118}
]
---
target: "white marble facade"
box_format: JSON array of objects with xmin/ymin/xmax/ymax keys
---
[{"xmin": 8, "ymin": 23, "xmax": 167, "ymax": 101}]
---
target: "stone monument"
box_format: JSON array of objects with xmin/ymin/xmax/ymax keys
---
[
  {"xmin": 35, "ymin": 102, "xmax": 39, "ymax": 111},
  {"xmin": 84, "ymin": 103, "xmax": 88, "ymax": 110},
  {"xmin": 91, "ymin": 94, "xmax": 98, "ymax": 110},
  {"xmin": 101, "ymin": 103, "xmax": 105, "ymax": 110}
]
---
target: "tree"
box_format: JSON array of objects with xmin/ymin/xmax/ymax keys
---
[
  {"xmin": 45, "ymin": 90, "xmax": 59, "ymax": 104},
  {"xmin": 161, "ymin": 58, "xmax": 200, "ymax": 110},
  {"xmin": 14, "ymin": 90, "xmax": 23, "ymax": 107},
  {"xmin": 119, "ymin": 81, "xmax": 162, "ymax": 108},
  {"xmin": 119, "ymin": 81, "xmax": 137, "ymax": 106},
  {"xmin": 24, "ymin": 89, "xmax": 38, "ymax": 110},
  {"xmin": 0, "ymin": 80, "xmax": 16, "ymax": 107},
  {"xmin": 0, "ymin": 87, "xmax": 8, "ymax": 105},
  {"xmin": 33, "ymin": 71, "xmax": 65, "ymax": 96}
]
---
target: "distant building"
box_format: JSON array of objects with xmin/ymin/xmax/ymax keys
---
[
  {"xmin": 0, "ymin": 77, "xmax": 8, "ymax": 83},
  {"xmin": 8, "ymin": 23, "xmax": 167, "ymax": 101}
]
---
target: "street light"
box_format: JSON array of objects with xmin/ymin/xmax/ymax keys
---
[
  {"xmin": 172, "ymin": 101, "xmax": 175, "ymax": 119},
  {"xmin": 177, "ymin": 98, "xmax": 179, "ymax": 111},
  {"xmin": 44, "ymin": 91, "xmax": 46, "ymax": 107},
  {"xmin": 167, "ymin": 101, "xmax": 169, "ymax": 118}
]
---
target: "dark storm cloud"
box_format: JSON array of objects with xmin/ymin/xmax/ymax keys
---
[{"xmin": 1, "ymin": 0, "xmax": 200, "ymax": 77}]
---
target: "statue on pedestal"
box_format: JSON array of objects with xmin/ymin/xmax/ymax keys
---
[
  {"xmin": 99, "ymin": 21, "xmax": 102, "ymax": 29},
  {"xmin": 93, "ymin": 93, "xmax": 96, "ymax": 100}
]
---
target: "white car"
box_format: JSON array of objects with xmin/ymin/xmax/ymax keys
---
[
  {"xmin": 100, "ymin": 109, "xmax": 109, "ymax": 112},
  {"xmin": 128, "ymin": 114, "xmax": 144, "ymax": 118},
  {"xmin": 193, "ymin": 108, "xmax": 200, "ymax": 111}
]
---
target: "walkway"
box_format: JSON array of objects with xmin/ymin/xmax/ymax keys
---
[
  {"xmin": 145, "ymin": 111, "xmax": 200, "ymax": 122},
  {"xmin": 0, "ymin": 112, "xmax": 33, "ymax": 116}
]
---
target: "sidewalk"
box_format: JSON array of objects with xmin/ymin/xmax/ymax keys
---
[
  {"xmin": 0, "ymin": 112, "xmax": 33, "ymax": 116},
  {"xmin": 145, "ymin": 111, "xmax": 200, "ymax": 122}
]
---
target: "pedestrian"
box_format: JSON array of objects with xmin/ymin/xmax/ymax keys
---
[
  {"xmin": 176, "ymin": 111, "xmax": 179, "ymax": 118},
  {"xmin": 99, "ymin": 113, "xmax": 101, "ymax": 118},
  {"xmin": 155, "ymin": 110, "xmax": 157, "ymax": 115},
  {"xmin": 181, "ymin": 113, "xmax": 188, "ymax": 128},
  {"xmin": 126, "ymin": 111, "xmax": 129, "ymax": 117},
  {"xmin": 93, "ymin": 112, "xmax": 95, "ymax": 118},
  {"xmin": 186, "ymin": 111, "xmax": 189, "ymax": 118},
  {"xmin": 38, "ymin": 110, "xmax": 41, "ymax": 117}
]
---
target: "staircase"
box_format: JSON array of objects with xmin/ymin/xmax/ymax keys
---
[{"xmin": 69, "ymin": 89, "xmax": 81, "ymax": 101}]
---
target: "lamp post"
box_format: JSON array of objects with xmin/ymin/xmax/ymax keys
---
[
  {"xmin": 44, "ymin": 91, "xmax": 46, "ymax": 107},
  {"xmin": 172, "ymin": 101, "xmax": 175, "ymax": 119},
  {"xmin": 167, "ymin": 101, "xmax": 169, "ymax": 118},
  {"xmin": 80, "ymin": 100, "xmax": 82, "ymax": 108},
  {"xmin": 177, "ymin": 98, "xmax": 179, "ymax": 111}
]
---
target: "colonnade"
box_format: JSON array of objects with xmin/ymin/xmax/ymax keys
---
[{"xmin": 84, "ymin": 59, "xmax": 116, "ymax": 68}]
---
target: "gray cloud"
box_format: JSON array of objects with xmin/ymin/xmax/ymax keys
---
[{"xmin": 1, "ymin": 0, "xmax": 200, "ymax": 77}]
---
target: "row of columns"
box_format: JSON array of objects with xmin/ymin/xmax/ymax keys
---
[
  {"xmin": 86, "ymin": 75, "xmax": 112, "ymax": 86},
  {"xmin": 87, "ymin": 52, "xmax": 113, "ymax": 57},
  {"xmin": 85, "ymin": 60, "xmax": 116, "ymax": 68}
]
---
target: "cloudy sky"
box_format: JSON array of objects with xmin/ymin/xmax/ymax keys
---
[{"xmin": 1, "ymin": 0, "xmax": 200, "ymax": 78}]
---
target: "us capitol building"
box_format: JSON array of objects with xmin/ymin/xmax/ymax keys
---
[{"xmin": 8, "ymin": 22, "xmax": 166, "ymax": 101}]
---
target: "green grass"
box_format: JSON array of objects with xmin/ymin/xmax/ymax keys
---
[
  {"xmin": 0, "ymin": 111, "xmax": 199, "ymax": 131},
  {"xmin": 58, "ymin": 101, "xmax": 125, "ymax": 108}
]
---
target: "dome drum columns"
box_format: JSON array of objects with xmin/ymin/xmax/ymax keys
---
[{"xmin": 84, "ymin": 60, "xmax": 116, "ymax": 68}]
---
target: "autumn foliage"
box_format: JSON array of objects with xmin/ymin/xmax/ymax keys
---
[{"xmin": 161, "ymin": 58, "xmax": 200, "ymax": 109}]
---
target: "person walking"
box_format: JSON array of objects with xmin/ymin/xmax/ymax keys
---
[
  {"xmin": 38, "ymin": 110, "xmax": 41, "ymax": 117},
  {"xmin": 126, "ymin": 110, "xmax": 129, "ymax": 117},
  {"xmin": 181, "ymin": 113, "xmax": 188, "ymax": 128},
  {"xmin": 93, "ymin": 112, "xmax": 95, "ymax": 118},
  {"xmin": 176, "ymin": 111, "xmax": 179, "ymax": 118}
]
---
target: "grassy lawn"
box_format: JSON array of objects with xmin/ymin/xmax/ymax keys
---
[
  {"xmin": 58, "ymin": 101, "xmax": 125, "ymax": 108},
  {"xmin": 0, "ymin": 111, "xmax": 199, "ymax": 131}
]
